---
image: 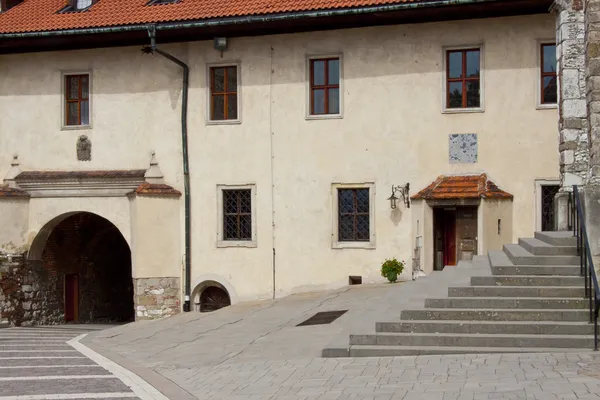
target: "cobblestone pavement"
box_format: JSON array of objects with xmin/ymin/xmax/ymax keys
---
[
  {"xmin": 153, "ymin": 352, "xmax": 600, "ymax": 400},
  {"xmin": 0, "ymin": 326, "xmax": 141, "ymax": 400}
]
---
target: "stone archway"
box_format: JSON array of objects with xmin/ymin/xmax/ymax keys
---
[
  {"xmin": 26, "ymin": 212, "xmax": 134, "ymax": 324},
  {"xmin": 192, "ymin": 280, "xmax": 231, "ymax": 312}
]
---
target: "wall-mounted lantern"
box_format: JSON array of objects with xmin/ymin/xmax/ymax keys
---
[
  {"xmin": 387, "ymin": 183, "xmax": 411, "ymax": 209},
  {"xmin": 214, "ymin": 37, "xmax": 228, "ymax": 57}
]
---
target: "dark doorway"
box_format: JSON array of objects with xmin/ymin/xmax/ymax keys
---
[
  {"xmin": 200, "ymin": 286, "xmax": 231, "ymax": 312},
  {"xmin": 434, "ymin": 206, "xmax": 478, "ymax": 270},
  {"xmin": 541, "ymin": 185, "xmax": 560, "ymax": 231},
  {"xmin": 64, "ymin": 274, "xmax": 78, "ymax": 322},
  {"xmin": 40, "ymin": 212, "xmax": 134, "ymax": 323}
]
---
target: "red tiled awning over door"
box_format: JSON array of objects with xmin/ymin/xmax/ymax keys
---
[{"xmin": 411, "ymin": 174, "xmax": 513, "ymax": 201}]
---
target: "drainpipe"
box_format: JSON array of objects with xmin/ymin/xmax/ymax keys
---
[{"xmin": 144, "ymin": 25, "xmax": 192, "ymax": 312}]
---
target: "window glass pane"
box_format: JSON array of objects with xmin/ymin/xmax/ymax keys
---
[
  {"xmin": 448, "ymin": 82, "xmax": 463, "ymax": 108},
  {"xmin": 212, "ymin": 95, "xmax": 225, "ymax": 120},
  {"xmin": 239, "ymin": 190, "xmax": 251, "ymax": 214},
  {"xmin": 339, "ymin": 215, "xmax": 354, "ymax": 241},
  {"xmin": 212, "ymin": 68, "xmax": 225, "ymax": 92},
  {"xmin": 543, "ymin": 45, "xmax": 556, "ymax": 74},
  {"xmin": 240, "ymin": 215, "xmax": 252, "ymax": 240},
  {"xmin": 328, "ymin": 59, "xmax": 340, "ymax": 85},
  {"xmin": 356, "ymin": 215, "xmax": 370, "ymax": 241},
  {"xmin": 224, "ymin": 215, "xmax": 237, "ymax": 240},
  {"xmin": 466, "ymin": 50, "xmax": 480, "ymax": 78},
  {"xmin": 223, "ymin": 191, "xmax": 237, "ymax": 214},
  {"xmin": 312, "ymin": 89, "xmax": 325, "ymax": 114},
  {"xmin": 76, "ymin": 0, "xmax": 92, "ymax": 9},
  {"xmin": 312, "ymin": 60, "xmax": 325, "ymax": 86},
  {"xmin": 80, "ymin": 100, "xmax": 89, "ymax": 125},
  {"xmin": 81, "ymin": 75, "xmax": 89, "ymax": 98},
  {"xmin": 543, "ymin": 76, "xmax": 558, "ymax": 104},
  {"xmin": 227, "ymin": 94, "xmax": 238, "ymax": 120},
  {"xmin": 67, "ymin": 76, "xmax": 79, "ymax": 100},
  {"xmin": 448, "ymin": 51, "xmax": 462, "ymax": 79},
  {"xmin": 226, "ymin": 66, "xmax": 237, "ymax": 92},
  {"xmin": 356, "ymin": 189, "xmax": 369, "ymax": 213},
  {"xmin": 66, "ymin": 102, "xmax": 78, "ymax": 125},
  {"xmin": 328, "ymin": 88, "xmax": 339, "ymax": 114},
  {"xmin": 339, "ymin": 189, "xmax": 354, "ymax": 214},
  {"xmin": 466, "ymin": 80, "xmax": 480, "ymax": 108}
]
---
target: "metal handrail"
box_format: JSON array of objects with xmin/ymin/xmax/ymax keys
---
[{"xmin": 572, "ymin": 185, "xmax": 600, "ymax": 351}]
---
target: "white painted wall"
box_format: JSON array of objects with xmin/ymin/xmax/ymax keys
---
[{"xmin": 0, "ymin": 14, "xmax": 558, "ymax": 302}]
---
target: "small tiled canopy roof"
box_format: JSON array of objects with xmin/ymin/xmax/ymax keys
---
[
  {"xmin": 0, "ymin": 184, "xmax": 30, "ymax": 198},
  {"xmin": 411, "ymin": 174, "xmax": 513, "ymax": 201}
]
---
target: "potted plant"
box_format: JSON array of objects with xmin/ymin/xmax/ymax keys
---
[{"xmin": 381, "ymin": 258, "xmax": 405, "ymax": 283}]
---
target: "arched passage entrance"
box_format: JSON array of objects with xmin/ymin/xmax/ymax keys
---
[
  {"xmin": 29, "ymin": 212, "xmax": 134, "ymax": 323},
  {"xmin": 192, "ymin": 280, "xmax": 231, "ymax": 312}
]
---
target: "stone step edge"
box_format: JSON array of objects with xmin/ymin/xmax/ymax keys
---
[
  {"xmin": 403, "ymin": 308, "xmax": 588, "ymax": 313},
  {"xmin": 450, "ymin": 285, "xmax": 584, "ymax": 289},
  {"xmin": 351, "ymin": 332, "xmax": 593, "ymax": 339},
  {"xmin": 348, "ymin": 345, "xmax": 592, "ymax": 353},
  {"xmin": 428, "ymin": 297, "xmax": 585, "ymax": 301},
  {"xmin": 378, "ymin": 320, "xmax": 592, "ymax": 326}
]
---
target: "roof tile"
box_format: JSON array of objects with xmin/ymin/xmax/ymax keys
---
[
  {"xmin": 134, "ymin": 182, "xmax": 182, "ymax": 196},
  {"xmin": 411, "ymin": 174, "xmax": 513, "ymax": 200},
  {"xmin": 0, "ymin": 0, "xmax": 424, "ymax": 34}
]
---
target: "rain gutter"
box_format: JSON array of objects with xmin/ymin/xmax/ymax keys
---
[{"xmin": 0, "ymin": 0, "xmax": 497, "ymax": 39}]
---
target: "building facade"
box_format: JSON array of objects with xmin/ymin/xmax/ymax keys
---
[{"xmin": 0, "ymin": 0, "xmax": 560, "ymax": 324}]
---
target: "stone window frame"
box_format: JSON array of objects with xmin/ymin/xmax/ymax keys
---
[
  {"xmin": 331, "ymin": 182, "xmax": 376, "ymax": 250},
  {"xmin": 305, "ymin": 53, "xmax": 344, "ymax": 120},
  {"xmin": 216, "ymin": 183, "xmax": 257, "ymax": 248},
  {"xmin": 61, "ymin": 70, "xmax": 93, "ymax": 130},
  {"xmin": 206, "ymin": 61, "xmax": 242, "ymax": 125},
  {"xmin": 536, "ymin": 40, "xmax": 558, "ymax": 110},
  {"xmin": 441, "ymin": 44, "xmax": 485, "ymax": 114}
]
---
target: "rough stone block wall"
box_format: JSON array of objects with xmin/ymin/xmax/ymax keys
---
[
  {"xmin": 134, "ymin": 277, "xmax": 180, "ymax": 320},
  {"xmin": 557, "ymin": 0, "xmax": 589, "ymax": 189},
  {"xmin": 587, "ymin": 0, "xmax": 600, "ymax": 183},
  {"xmin": 0, "ymin": 253, "xmax": 25, "ymax": 326}
]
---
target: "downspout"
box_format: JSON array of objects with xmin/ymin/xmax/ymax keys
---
[{"xmin": 144, "ymin": 25, "xmax": 192, "ymax": 312}]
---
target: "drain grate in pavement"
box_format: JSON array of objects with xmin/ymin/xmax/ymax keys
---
[{"xmin": 296, "ymin": 310, "xmax": 348, "ymax": 326}]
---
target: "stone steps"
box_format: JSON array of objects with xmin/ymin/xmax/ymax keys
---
[
  {"xmin": 400, "ymin": 308, "xmax": 589, "ymax": 321},
  {"xmin": 471, "ymin": 275, "xmax": 584, "ymax": 286},
  {"xmin": 348, "ymin": 345, "xmax": 591, "ymax": 357},
  {"xmin": 448, "ymin": 286, "xmax": 585, "ymax": 297},
  {"xmin": 323, "ymin": 231, "xmax": 591, "ymax": 358},
  {"xmin": 376, "ymin": 320, "xmax": 594, "ymax": 335},
  {"xmin": 423, "ymin": 297, "xmax": 587, "ymax": 309},
  {"xmin": 349, "ymin": 332, "xmax": 594, "ymax": 348}
]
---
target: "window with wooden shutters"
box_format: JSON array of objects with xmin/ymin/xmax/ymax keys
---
[
  {"xmin": 210, "ymin": 65, "xmax": 238, "ymax": 121},
  {"xmin": 446, "ymin": 49, "xmax": 481, "ymax": 109},
  {"xmin": 65, "ymin": 74, "xmax": 90, "ymax": 126},
  {"xmin": 541, "ymin": 43, "xmax": 557, "ymax": 105},
  {"xmin": 338, "ymin": 188, "xmax": 370, "ymax": 242},
  {"xmin": 309, "ymin": 57, "xmax": 341, "ymax": 116},
  {"xmin": 223, "ymin": 189, "xmax": 252, "ymax": 241}
]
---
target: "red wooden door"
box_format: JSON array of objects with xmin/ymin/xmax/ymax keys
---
[
  {"xmin": 64, "ymin": 274, "xmax": 79, "ymax": 322},
  {"xmin": 444, "ymin": 211, "xmax": 457, "ymax": 266}
]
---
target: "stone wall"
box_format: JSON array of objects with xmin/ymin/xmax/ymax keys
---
[
  {"xmin": 134, "ymin": 277, "xmax": 180, "ymax": 320},
  {"xmin": 0, "ymin": 252, "xmax": 24, "ymax": 326}
]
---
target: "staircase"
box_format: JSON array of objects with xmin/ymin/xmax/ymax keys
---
[{"xmin": 348, "ymin": 231, "xmax": 595, "ymax": 356}]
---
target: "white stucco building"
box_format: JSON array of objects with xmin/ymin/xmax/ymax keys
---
[{"xmin": 0, "ymin": 0, "xmax": 560, "ymax": 324}]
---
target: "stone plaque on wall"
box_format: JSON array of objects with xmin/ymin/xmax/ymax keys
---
[{"xmin": 449, "ymin": 133, "xmax": 477, "ymax": 164}]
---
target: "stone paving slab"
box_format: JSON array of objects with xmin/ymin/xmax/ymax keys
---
[
  {"xmin": 0, "ymin": 366, "xmax": 110, "ymax": 377},
  {"xmin": 0, "ymin": 377, "xmax": 129, "ymax": 396},
  {"xmin": 0, "ymin": 358, "xmax": 97, "ymax": 366}
]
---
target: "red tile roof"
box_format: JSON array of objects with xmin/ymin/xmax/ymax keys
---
[
  {"xmin": 411, "ymin": 174, "xmax": 513, "ymax": 200},
  {"xmin": 134, "ymin": 182, "xmax": 181, "ymax": 197},
  {"xmin": 0, "ymin": 0, "xmax": 454, "ymax": 34},
  {"xmin": 0, "ymin": 184, "xmax": 30, "ymax": 198}
]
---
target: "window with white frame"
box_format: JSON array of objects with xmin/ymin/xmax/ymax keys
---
[
  {"xmin": 443, "ymin": 46, "xmax": 483, "ymax": 112},
  {"xmin": 217, "ymin": 184, "xmax": 256, "ymax": 247},
  {"xmin": 540, "ymin": 43, "xmax": 557, "ymax": 106},
  {"xmin": 307, "ymin": 55, "xmax": 342, "ymax": 118},
  {"xmin": 208, "ymin": 64, "xmax": 240, "ymax": 123},
  {"xmin": 63, "ymin": 73, "xmax": 91, "ymax": 127},
  {"xmin": 332, "ymin": 183, "xmax": 375, "ymax": 249}
]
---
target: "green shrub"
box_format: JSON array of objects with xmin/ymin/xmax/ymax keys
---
[{"xmin": 380, "ymin": 258, "xmax": 405, "ymax": 283}]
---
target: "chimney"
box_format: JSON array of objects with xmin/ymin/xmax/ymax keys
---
[{"xmin": 0, "ymin": 0, "xmax": 24, "ymax": 12}]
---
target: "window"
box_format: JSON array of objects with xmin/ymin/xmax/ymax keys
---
[
  {"xmin": 541, "ymin": 43, "xmax": 557, "ymax": 105},
  {"xmin": 64, "ymin": 74, "xmax": 90, "ymax": 127},
  {"xmin": 309, "ymin": 57, "xmax": 340, "ymax": 116},
  {"xmin": 223, "ymin": 189, "xmax": 251, "ymax": 240},
  {"xmin": 446, "ymin": 48, "xmax": 481, "ymax": 109},
  {"xmin": 59, "ymin": 0, "xmax": 96, "ymax": 12},
  {"xmin": 147, "ymin": 0, "xmax": 178, "ymax": 4},
  {"xmin": 338, "ymin": 188, "xmax": 370, "ymax": 241},
  {"xmin": 209, "ymin": 65, "xmax": 238, "ymax": 122}
]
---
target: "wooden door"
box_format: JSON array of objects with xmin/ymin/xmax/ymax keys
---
[
  {"xmin": 443, "ymin": 210, "xmax": 457, "ymax": 266},
  {"xmin": 456, "ymin": 207, "xmax": 478, "ymax": 261},
  {"xmin": 64, "ymin": 274, "xmax": 79, "ymax": 322}
]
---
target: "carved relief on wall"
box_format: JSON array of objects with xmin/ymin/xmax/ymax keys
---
[{"xmin": 77, "ymin": 135, "xmax": 91, "ymax": 162}]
